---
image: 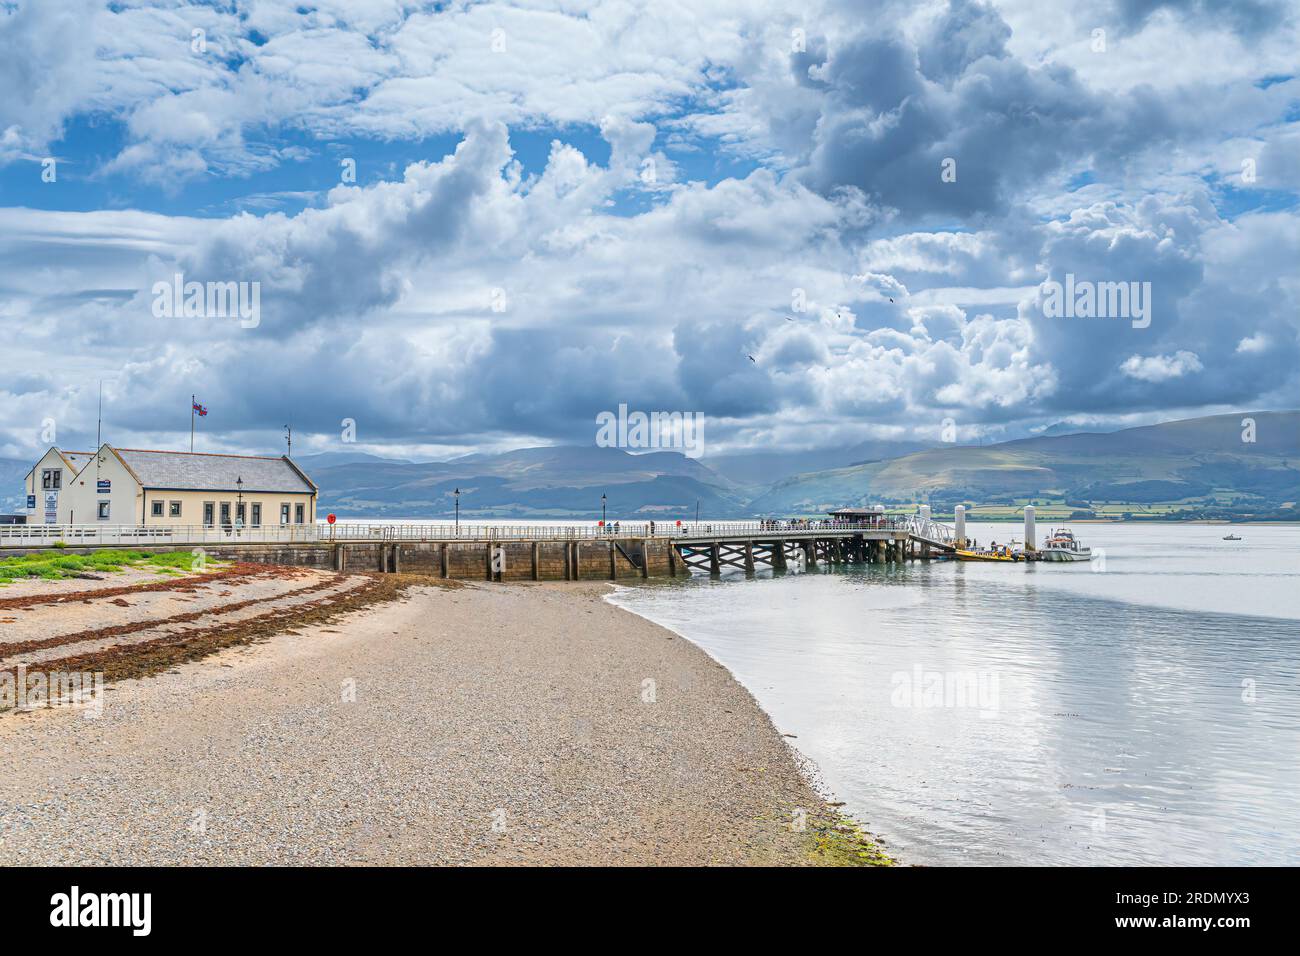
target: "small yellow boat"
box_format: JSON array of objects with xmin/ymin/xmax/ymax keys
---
[{"xmin": 955, "ymin": 548, "xmax": 1023, "ymax": 562}]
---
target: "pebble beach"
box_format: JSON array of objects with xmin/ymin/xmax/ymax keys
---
[{"xmin": 0, "ymin": 566, "xmax": 888, "ymax": 866}]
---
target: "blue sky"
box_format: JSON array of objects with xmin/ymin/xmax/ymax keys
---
[{"xmin": 1, "ymin": 0, "xmax": 1298, "ymax": 463}]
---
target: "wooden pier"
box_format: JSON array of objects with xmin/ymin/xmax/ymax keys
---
[{"xmin": 0, "ymin": 515, "xmax": 957, "ymax": 581}]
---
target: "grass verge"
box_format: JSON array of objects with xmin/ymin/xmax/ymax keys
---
[{"xmin": 0, "ymin": 549, "xmax": 215, "ymax": 584}]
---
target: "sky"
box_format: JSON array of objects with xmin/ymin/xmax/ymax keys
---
[{"xmin": 1, "ymin": 0, "xmax": 1298, "ymax": 464}]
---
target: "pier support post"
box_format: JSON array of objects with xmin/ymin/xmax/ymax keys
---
[
  {"xmin": 531, "ymin": 541, "xmax": 540, "ymax": 581},
  {"xmin": 955, "ymin": 505, "xmax": 967, "ymax": 548},
  {"xmin": 709, "ymin": 542, "xmax": 721, "ymax": 577},
  {"xmin": 440, "ymin": 543, "xmax": 448, "ymax": 578},
  {"xmin": 743, "ymin": 541, "xmax": 755, "ymax": 574},
  {"xmin": 773, "ymin": 540, "xmax": 787, "ymax": 571},
  {"xmin": 333, "ymin": 545, "xmax": 345, "ymax": 572},
  {"xmin": 609, "ymin": 541, "xmax": 617, "ymax": 580},
  {"xmin": 803, "ymin": 540, "xmax": 816, "ymax": 568},
  {"xmin": 668, "ymin": 544, "xmax": 678, "ymax": 577},
  {"xmin": 640, "ymin": 538, "xmax": 649, "ymax": 579},
  {"xmin": 391, "ymin": 544, "xmax": 400, "ymax": 573}
]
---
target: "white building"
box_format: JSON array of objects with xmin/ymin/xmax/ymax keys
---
[{"xmin": 24, "ymin": 445, "xmax": 317, "ymax": 528}]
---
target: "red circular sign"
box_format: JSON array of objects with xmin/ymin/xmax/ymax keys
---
[
  {"xmin": 676, "ymin": 520, "xmax": 682, "ymax": 526},
  {"xmin": 327, "ymin": 513, "xmax": 336, "ymax": 524},
  {"xmin": 598, "ymin": 520, "xmax": 605, "ymax": 527}
]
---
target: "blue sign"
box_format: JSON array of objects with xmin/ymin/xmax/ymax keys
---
[
  {"xmin": 97, "ymin": 480, "xmax": 111, "ymax": 493},
  {"xmin": 26, "ymin": 495, "xmax": 36, "ymax": 509}
]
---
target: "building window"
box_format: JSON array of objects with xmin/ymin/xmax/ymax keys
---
[
  {"xmin": 295, "ymin": 503, "xmax": 305, "ymax": 524},
  {"xmin": 203, "ymin": 502, "xmax": 215, "ymax": 526},
  {"xmin": 97, "ymin": 501, "xmax": 110, "ymax": 520},
  {"xmin": 280, "ymin": 503, "xmax": 290, "ymax": 524},
  {"xmin": 170, "ymin": 501, "xmax": 182, "ymax": 518},
  {"xmin": 151, "ymin": 501, "xmax": 164, "ymax": 517},
  {"xmin": 251, "ymin": 503, "xmax": 262, "ymax": 527},
  {"xmin": 220, "ymin": 502, "xmax": 232, "ymax": 528},
  {"xmin": 236, "ymin": 503, "xmax": 247, "ymax": 527},
  {"xmin": 42, "ymin": 469, "xmax": 61, "ymax": 490}
]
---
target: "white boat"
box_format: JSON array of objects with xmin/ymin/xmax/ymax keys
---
[
  {"xmin": 1223, "ymin": 533, "xmax": 1242, "ymax": 541},
  {"xmin": 1038, "ymin": 528, "xmax": 1091, "ymax": 562}
]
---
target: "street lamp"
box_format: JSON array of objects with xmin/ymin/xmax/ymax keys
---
[
  {"xmin": 601, "ymin": 493, "xmax": 607, "ymax": 531},
  {"xmin": 454, "ymin": 487, "xmax": 460, "ymax": 537},
  {"xmin": 235, "ymin": 476, "xmax": 244, "ymax": 536}
]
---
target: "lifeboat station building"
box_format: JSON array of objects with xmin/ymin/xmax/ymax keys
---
[{"xmin": 24, "ymin": 445, "xmax": 317, "ymax": 529}]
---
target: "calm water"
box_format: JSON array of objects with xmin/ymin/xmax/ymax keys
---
[{"xmin": 607, "ymin": 523, "xmax": 1300, "ymax": 866}]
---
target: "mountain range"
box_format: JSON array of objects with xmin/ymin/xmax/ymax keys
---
[{"xmin": 4, "ymin": 411, "xmax": 1297, "ymax": 520}]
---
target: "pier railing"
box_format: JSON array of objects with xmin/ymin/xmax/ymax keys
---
[{"xmin": 0, "ymin": 516, "xmax": 945, "ymax": 549}]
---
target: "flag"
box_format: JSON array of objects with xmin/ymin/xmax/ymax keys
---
[{"xmin": 192, "ymin": 401, "xmax": 208, "ymax": 417}]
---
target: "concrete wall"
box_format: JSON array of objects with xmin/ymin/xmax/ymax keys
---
[{"xmin": 1, "ymin": 533, "xmax": 933, "ymax": 577}]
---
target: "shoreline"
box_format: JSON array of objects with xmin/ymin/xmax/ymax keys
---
[{"xmin": 0, "ymin": 569, "xmax": 892, "ymax": 866}]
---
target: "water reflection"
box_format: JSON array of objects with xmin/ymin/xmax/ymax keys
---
[{"xmin": 609, "ymin": 524, "xmax": 1300, "ymax": 865}]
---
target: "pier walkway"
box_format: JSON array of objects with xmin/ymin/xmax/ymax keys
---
[{"xmin": 0, "ymin": 516, "xmax": 956, "ymax": 580}]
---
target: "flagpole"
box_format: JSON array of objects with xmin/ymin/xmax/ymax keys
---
[{"xmin": 191, "ymin": 394, "xmax": 195, "ymax": 453}]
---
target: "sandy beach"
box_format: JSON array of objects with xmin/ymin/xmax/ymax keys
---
[{"xmin": 0, "ymin": 567, "xmax": 888, "ymax": 866}]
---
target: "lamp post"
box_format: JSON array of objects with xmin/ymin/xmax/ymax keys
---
[
  {"xmin": 235, "ymin": 476, "xmax": 244, "ymax": 536},
  {"xmin": 454, "ymin": 487, "xmax": 460, "ymax": 537},
  {"xmin": 601, "ymin": 493, "xmax": 607, "ymax": 532}
]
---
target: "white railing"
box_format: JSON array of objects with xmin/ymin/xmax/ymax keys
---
[
  {"xmin": 0, "ymin": 517, "xmax": 940, "ymax": 548},
  {"xmin": 0, "ymin": 523, "xmax": 324, "ymax": 548},
  {"xmin": 903, "ymin": 514, "xmax": 956, "ymax": 544}
]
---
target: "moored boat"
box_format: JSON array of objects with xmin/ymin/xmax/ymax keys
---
[
  {"xmin": 956, "ymin": 542, "xmax": 1024, "ymax": 562},
  {"xmin": 1038, "ymin": 528, "xmax": 1091, "ymax": 562}
]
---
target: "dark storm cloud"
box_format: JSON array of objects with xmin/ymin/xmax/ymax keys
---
[{"xmin": 796, "ymin": 2, "xmax": 1191, "ymax": 220}]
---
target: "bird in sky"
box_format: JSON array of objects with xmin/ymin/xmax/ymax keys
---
[{"xmin": 747, "ymin": 354, "xmax": 756, "ymax": 363}]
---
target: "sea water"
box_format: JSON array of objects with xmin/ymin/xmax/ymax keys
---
[{"xmin": 607, "ymin": 522, "xmax": 1300, "ymax": 866}]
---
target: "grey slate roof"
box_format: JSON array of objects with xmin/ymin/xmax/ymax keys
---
[{"xmin": 113, "ymin": 448, "xmax": 316, "ymax": 493}]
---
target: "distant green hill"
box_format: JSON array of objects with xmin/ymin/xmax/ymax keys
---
[
  {"xmin": 747, "ymin": 411, "xmax": 1300, "ymax": 516},
  {"xmin": 312, "ymin": 445, "xmax": 748, "ymax": 519}
]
